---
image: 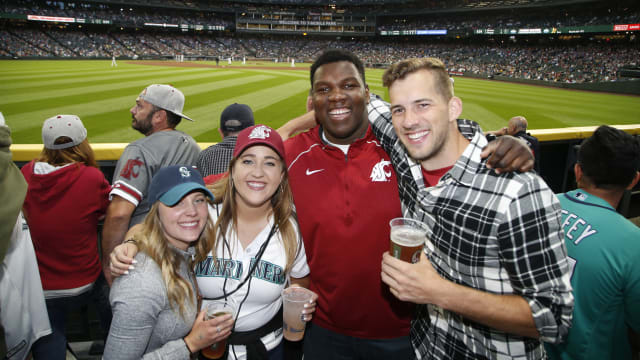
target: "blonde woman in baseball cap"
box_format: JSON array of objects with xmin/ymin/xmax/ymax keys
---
[
  {"xmin": 22, "ymin": 115, "xmax": 112, "ymax": 360},
  {"xmin": 110, "ymin": 125, "xmax": 316, "ymax": 360},
  {"xmin": 104, "ymin": 165, "xmax": 233, "ymax": 359}
]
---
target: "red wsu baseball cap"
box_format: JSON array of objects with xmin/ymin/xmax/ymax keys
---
[{"xmin": 233, "ymin": 125, "xmax": 285, "ymax": 159}]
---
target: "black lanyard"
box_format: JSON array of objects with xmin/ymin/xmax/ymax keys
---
[{"xmin": 202, "ymin": 223, "xmax": 278, "ymax": 301}]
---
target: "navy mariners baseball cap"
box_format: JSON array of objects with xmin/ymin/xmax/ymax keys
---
[
  {"xmin": 148, "ymin": 165, "xmax": 214, "ymax": 206},
  {"xmin": 233, "ymin": 125, "xmax": 285, "ymax": 159},
  {"xmin": 220, "ymin": 103, "xmax": 254, "ymax": 133}
]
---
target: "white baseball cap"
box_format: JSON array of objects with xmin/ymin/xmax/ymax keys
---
[
  {"xmin": 137, "ymin": 84, "xmax": 193, "ymax": 121},
  {"xmin": 42, "ymin": 114, "xmax": 87, "ymax": 150}
]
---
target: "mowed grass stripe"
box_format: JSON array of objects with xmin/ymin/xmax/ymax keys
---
[
  {"xmin": 0, "ymin": 70, "xmax": 262, "ymax": 112},
  {"xmin": 0, "ymin": 63, "xmax": 171, "ymax": 83},
  {"xmin": 91, "ymin": 78, "xmax": 310, "ymax": 142},
  {"xmin": 458, "ymin": 78, "xmax": 639, "ymax": 111},
  {"xmin": 1, "ymin": 67, "xmax": 212, "ymax": 94},
  {"xmin": 246, "ymin": 68, "xmax": 309, "ymax": 80},
  {"xmin": 182, "ymin": 73, "xmax": 300, "ymax": 111},
  {"xmin": 178, "ymin": 78, "xmax": 309, "ymax": 135},
  {"xmin": 1, "ymin": 69, "xmax": 247, "ymax": 106},
  {"xmin": 459, "ymin": 103, "xmax": 505, "ymax": 131},
  {"xmin": 0, "ymin": 61, "xmax": 185, "ymax": 88},
  {"xmin": 3, "ymin": 60, "xmax": 639, "ymax": 145},
  {"xmin": 461, "ymin": 91, "xmax": 639, "ymax": 129},
  {"xmin": 5, "ymin": 73, "xmax": 277, "ymax": 134},
  {"xmin": 251, "ymin": 89, "xmax": 312, "ymax": 133}
]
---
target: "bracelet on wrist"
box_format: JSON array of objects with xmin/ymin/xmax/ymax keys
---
[{"xmin": 123, "ymin": 238, "xmax": 138, "ymax": 246}]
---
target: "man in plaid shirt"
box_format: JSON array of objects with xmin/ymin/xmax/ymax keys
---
[{"xmin": 378, "ymin": 58, "xmax": 574, "ymax": 359}]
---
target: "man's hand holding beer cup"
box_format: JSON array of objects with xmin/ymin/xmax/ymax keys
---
[{"xmin": 381, "ymin": 251, "xmax": 446, "ymax": 305}]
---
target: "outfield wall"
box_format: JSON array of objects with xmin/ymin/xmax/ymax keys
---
[{"xmin": 11, "ymin": 125, "xmax": 640, "ymax": 217}]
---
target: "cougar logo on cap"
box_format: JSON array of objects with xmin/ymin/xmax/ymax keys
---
[
  {"xmin": 233, "ymin": 124, "xmax": 285, "ymax": 159},
  {"xmin": 248, "ymin": 125, "xmax": 272, "ymax": 140}
]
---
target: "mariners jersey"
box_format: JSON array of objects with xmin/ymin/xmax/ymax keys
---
[
  {"xmin": 546, "ymin": 189, "xmax": 640, "ymax": 360},
  {"xmin": 110, "ymin": 130, "xmax": 200, "ymax": 226},
  {"xmin": 285, "ymin": 124, "xmax": 412, "ymax": 339},
  {"xmin": 196, "ymin": 205, "xmax": 309, "ymax": 359}
]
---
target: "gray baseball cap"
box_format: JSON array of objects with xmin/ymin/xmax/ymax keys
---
[
  {"xmin": 42, "ymin": 114, "xmax": 87, "ymax": 150},
  {"xmin": 137, "ymin": 84, "xmax": 193, "ymax": 121}
]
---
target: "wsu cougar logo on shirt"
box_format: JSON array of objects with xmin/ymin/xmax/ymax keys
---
[
  {"xmin": 370, "ymin": 159, "xmax": 392, "ymax": 182},
  {"xmin": 119, "ymin": 158, "xmax": 144, "ymax": 180}
]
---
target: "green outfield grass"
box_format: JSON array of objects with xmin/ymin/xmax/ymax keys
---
[{"xmin": 1, "ymin": 59, "xmax": 638, "ymax": 145}]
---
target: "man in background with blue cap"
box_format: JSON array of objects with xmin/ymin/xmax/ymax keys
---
[{"xmin": 197, "ymin": 103, "xmax": 254, "ymax": 177}]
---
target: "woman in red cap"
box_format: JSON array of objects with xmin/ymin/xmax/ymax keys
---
[{"xmin": 110, "ymin": 125, "xmax": 315, "ymax": 360}]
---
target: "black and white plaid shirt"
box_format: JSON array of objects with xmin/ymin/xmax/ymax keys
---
[
  {"xmin": 368, "ymin": 97, "xmax": 573, "ymax": 360},
  {"xmin": 196, "ymin": 136, "xmax": 237, "ymax": 177}
]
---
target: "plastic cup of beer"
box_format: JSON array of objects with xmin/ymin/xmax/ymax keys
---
[
  {"xmin": 281, "ymin": 287, "xmax": 315, "ymax": 341},
  {"xmin": 201, "ymin": 299, "xmax": 237, "ymax": 359},
  {"xmin": 389, "ymin": 217, "xmax": 429, "ymax": 263}
]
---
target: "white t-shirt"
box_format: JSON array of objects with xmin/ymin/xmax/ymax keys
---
[{"xmin": 196, "ymin": 205, "xmax": 310, "ymax": 359}]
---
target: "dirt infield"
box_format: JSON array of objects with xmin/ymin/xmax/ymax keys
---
[{"xmin": 127, "ymin": 60, "xmax": 309, "ymax": 71}]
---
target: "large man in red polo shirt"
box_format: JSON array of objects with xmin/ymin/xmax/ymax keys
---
[{"xmin": 284, "ymin": 50, "xmax": 413, "ymax": 359}]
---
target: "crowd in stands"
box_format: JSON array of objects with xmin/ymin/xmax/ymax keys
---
[
  {"xmin": 1, "ymin": 26, "xmax": 636, "ymax": 84},
  {"xmin": 1, "ymin": 0, "xmax": 638, "ymax": 84}
]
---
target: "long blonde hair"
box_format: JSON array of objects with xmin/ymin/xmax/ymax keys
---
[
  {"xmin": 36, "ymin": 137, "xmax": 98, "ymax": 168},
  {"xmin": 207, "ymin": 155, "xmax": 299, "ymax": 274},
  {"xmin": 135, "ymin": 200, "xmax": 215, "ymax": 318}
]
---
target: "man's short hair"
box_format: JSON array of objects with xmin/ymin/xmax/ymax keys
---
[
  {"xmin": 382, "ymin": 58, "xmax": 453, "ymax": 101},
  {"xmin": 578, "ymin": 125, "xmax": 640, "ymax": 189},
  {"xmin": 151, "ymin": 105, "xmax": 181, "ymax": 128},
  {"xmin": 508, "ymin": 116, "xmax": 528, "ymax": 134},
  {"xmin": 165, "ymin": 110, "xmax": 182, "ymax": 128},
  {"xmin": 310, "ymin": 49, "xmax": 366, "ymax": 87}
]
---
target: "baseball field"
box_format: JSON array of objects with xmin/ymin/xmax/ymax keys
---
[{"xmin": 1, "ymin": 59, "xmax": 639, "ymax": 145}]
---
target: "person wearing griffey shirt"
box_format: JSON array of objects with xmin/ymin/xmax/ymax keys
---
[
  {"xmin": 102, "ymin": 84, "xmax": 200, "ymax": 285},
  {"xmin": 545, "ymin": 126, "xmax": 640, "ymax": 360}
]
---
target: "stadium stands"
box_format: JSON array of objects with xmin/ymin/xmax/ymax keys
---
[{"xmin": 0, "ymin": 0, "xmax": 637, "ymax": 86}]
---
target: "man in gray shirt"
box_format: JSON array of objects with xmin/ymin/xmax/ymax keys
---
[{"xmin": 102, "ymin": 84, "xmax": 200, "ymax": 284}]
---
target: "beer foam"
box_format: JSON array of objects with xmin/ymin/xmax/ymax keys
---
[{"xmin": 390, "ymin": 226, "xmax": 426, "ymax": 246}]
